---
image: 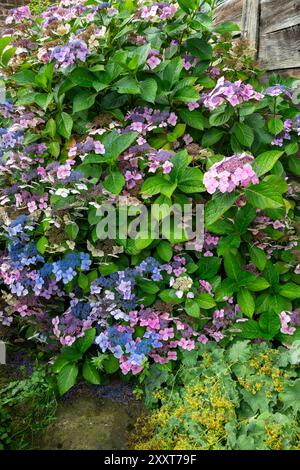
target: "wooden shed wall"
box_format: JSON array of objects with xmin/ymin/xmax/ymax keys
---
[{"xmin": 214, "ymin": 0, "xmax": 300, "ymax": 77}]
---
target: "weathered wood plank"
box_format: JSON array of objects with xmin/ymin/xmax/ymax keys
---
[
  {"xmin": 260, "ymin": 0, "xmax": 300, "ymax": 34},
  {"xmin": 241, "ymin": 0, "xmax": 260, "ymax": 55},
  {"xmin": 259, "ymin": 25, "xmax": 300, "ymax": 70},
  {"xmin": 213, "ymin": 0, "xmax": 243, "ymax": 28}
]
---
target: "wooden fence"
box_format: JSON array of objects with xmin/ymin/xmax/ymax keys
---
[{"xmin": 214, "ymin": 0, "xmax": 300, "ymax": 77}]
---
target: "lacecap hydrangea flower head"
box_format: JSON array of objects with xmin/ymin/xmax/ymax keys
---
[{"xmin": 203, "ymin": 153, "xmax": 259, "ymax": 194}]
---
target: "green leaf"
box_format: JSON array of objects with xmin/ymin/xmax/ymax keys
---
[
  {"xmin": 11, "ymin": 70, "xmax": 36, "ymax": 86},
  {"xmin": 254, "ymin": 150, "xmax": 283, "ymax": 177},
  {"xmin": 178, "ymin": 108, "xmax": 205, "ymax": 130},
  {"xmin": 185, "ymin": 300, "xmax": 200, "ymax": 318},
  {"xmin": 82, "ymin": 360, "xmax": 101, "ymax": 385},
  {"xmin": 258, "ymin": 311, "xmax": 280, "ymax": 339},
  {"xmin": 195, "ymin": 293, "xmax": 216, "ymax": 309},
  {"xmin": 56, "ymin": 112, "xmax": 73, "ymax": 139},
  {"xmin": 202, "ymin": 128, "xmax": 224, "ymax": 147},
  {"xmin": 173, "ymin": 86, "xmax": 199, "ymax": 103},
  {"xmin": 157, "ymin": 241, "xmax": 173, "ymax": 262},
  {"xmin": 69, "ymin": 67, "xmax": 97, "ymax": 87},
  {"xmin": 138, "ymin": 279, "xmax": 160, "ymax": 294},
  {"xmin": 256, "ymin": 293, "xmax": 291, "ymax": 315},
  {"xmin": 75, "ymin": 328, "xmax": 96, "ymax": 354},
  {"xmin": 239, "ymin": 320, "xmax": 262, "ymax": 339},
  {"xmin": 57, "ymin": 363, "xmax": 78, "ymax": 395},
  {"xmin": 186, "ymin": 37, "xmax": 213, "ymax": 60},
  {"xmin": 84, "ymin": 131, "xmax": 138, "ymax": 164},
  {"xmin": 279, "ymin": 283, "xmax": 300, "ymax": 300},
  {"xmin": 163, "ymin": 57, "xmax": 184, "ymax": 87},
  {"xmin": 178, "ymin": 0, "xmax": 198, "ymax": 13},
  {"xmin": 205, "ymin": 191, "xmax": 239, "ymax": 226},
  {"xmin": 223, "ymin": 252, "xmax": 243, "ymax": 281},
  {"xmin": 36, "ymin": 236, "xmax": 49, "ymax": 255},
  {"xmin": 233, "ymin": 122, "xmax": 254, "ymax": 147},
  {"xmin": 217, "ymin": 235, "xmax": 240, "ymax": 256},
  {"xmin": 209, "ymin": 107, "xmax": 233, "ymax": 126},
  {"xmin": 141, "ymin": 176, "xmax": 176, "ymax": 197},
  {"xmin": 103, "ymin": 171, "xmax": 125, "ymax": 195},
  {"xmin": 249, "ymin": 245, "xmax": 267, "ymax": 271},
  {"xmin": 214, "ymin": 21, "xmax": 240, "ymax": 33},
  {"xmin": 285, "ymin": 141, "xmax": 298, "ymax": 156},
  {"xmin": 73, "ymin": 90, "xmax": 97, "ymax": 113},
  {"xmin": 288, "ymin": 156, "xmax": 300, "ymax": 176},
  {"xmin": 245, "ymin": 181, "xmax": 284, "ymax": 209},
  {"xmin": 237, "ymin": 288, "xmax": 255, "ymax": 318},
  {"xmin": 177, "ymin": 167, "xmax": 204, "ymax": 193},
  {"xmin": 65, "ymin": 222, "xmax": 79, "ymax": 240},
  {"xmin": 103, "ymin": 355, "xmax": 120, "ymax": 374},
  {"xmin": 78, "ymin": 273, "xmax": 89, "ymax": 291},
  {"xmin": 114, "ymin": 76, "xmax": 140, "ymax": 94},
  {"xmin": 198, "ymin": 256, "xmax": 222, "ymax": 281},
  {"xmin": 228, "ymin": 341, "xmax": 251, "ymax": 363},
  {"xmin": 0, "ymin": 37, "xmax": 13, "ymax": 57},
  {"xmin": 247, "ymin": 277, "xmax": 270, "ymax": 292},
  {"xmin": 128, "ymin": 44, "xmax": 151, "ymax": 70},
  {"xmin": 268, "ymin": 118, "xmax": 284, "ymax": 135},
  {"xmin": 234, "ymin": 205, "xmax": 256, "ymax": 234},
  {"xmin": 159, "ymin": 289, "xmax": 184, "ymax": 303},
  {"xmin": 279, "ymin": 378, "xmax": 300, "ymax": 413},
  {"xmin": 140, "ymin": 78, "xmax": 157, "ymax": 103},
  {"xmin": 52, "ymin": 349, "xmax": 82, "ymax": 373}
]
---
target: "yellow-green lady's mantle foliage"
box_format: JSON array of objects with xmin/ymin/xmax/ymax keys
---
[
  {"xmin": 131, "ymin": 341, "xmax": 300, "ymax": 450},
  {"xmin": 0, "ymin": 1, "xmax": 299, "ymax": 394}
]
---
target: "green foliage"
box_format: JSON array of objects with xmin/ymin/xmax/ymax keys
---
[
  {"xmin": 132, "ymin": 342, "xmax": 300, "ymax": 450},
  {"xmin": 0, "ymin": 366, "xmax": 57, "ymax": 449}
]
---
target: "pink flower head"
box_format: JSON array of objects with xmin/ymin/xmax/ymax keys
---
[
  {"xmin": 57, "ymin": 164, "xmax": 71, "ymax": 180},
  {"xmin": 280, "ymin": 311, "xmax": 296, "ymax": 335},
  {"xmin": 27, "ymin": 201, "xmax": 37, "ymax": 213},
  {"xmin": 203, "ymin": 153, "xmax": 259, "ymax": 194},
  {"xmin": 162, "ymin": 161, "xmax": 173, "ymax": 174},
  {"xmin": 37, "ymin": 166, "xmax": 46, "ymax": 177},
  {"xmin": 94, "ymin": 141, "xmax": 105, "ymax": 154},
  {"xmin": 147, "ymin": 55, "xmax": 161, "ymax": 69},
  {"xmin": 178, "ymin": 338, "xmax": 195, "ymax": 351},
  {"xmin": 167, "ymin": 112, "xmax": 177, "ymax": 126}
]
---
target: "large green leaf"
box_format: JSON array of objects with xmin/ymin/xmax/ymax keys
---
[
  {"xmin": 114, "ymin": 76, "xmax": 140, "ymax": 94},
  {"xmin": 254, "ymin": 150, "xmax": 283, "ymax": 177},
  {"xmin": 205, "ymin": 191, "xmax": 239, "ymax": 226},
  {"xmin": 179, "ymin": 108, "xmax": 205, "ymax": 130},
  {"xmin": 75, "ymin": 328, "xmax": 96, "ymax": 354},
  {"xmin": 186, "ymin": 37, "xmax": 213, "ymax": 60},
  {"xmin": 82, "ymin": 360, "xmax": 101, "ymax": 385},
  {"xmin": 279, "ymin": 283, "xmax": 300, "ymax": 300},
  {"xmin": 245, "ymin": 181, "xmax": 284, "ymax": 209},
  {"xmin": 141, "ymin": 176, "xmax": 176, "ymax": 197},
  {"xmin": 140, "ymin": 78, "xmax": 157, "ymax": 103},
  {"xmin": 233, "ymin": 122, "xmax": 254, "ymax": 148},
  {"xmin": 237, "ymin": 288, "xmax": 255, "ymax": 318},
  {"xmin": 103, "ymin": 171, "xmax": 125, "ymax": 195},
  {"xmin": 195, "ymin": 293, "xmax": 216, "ymax": 309},
  {"xmin": 223, "ymin": 252, "xmax": 243, "ymax": 282},
  {"xmin": 57, "ymin": 363, "xmax": 78, "ymax": 395},
  {"xmin": 73, "ymin": 90, "xmax": 97, "ymax": 113},
  {"xmin": 249, "ymin": 245, "xmax": 267, "ymax": 271},
  {"xmin": 56, "ymin": 112, "xmax": 73, "ymax": 139},
  {"xmin": 177, "ymin": 167, "xmax": 205, "ymax": 193},
  {"xmin": 258, "ymin": 311, "xmax": 280, "ymax": 339}
]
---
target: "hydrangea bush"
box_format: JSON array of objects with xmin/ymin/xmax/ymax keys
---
[{"xmin": 0, "ymin": 0, "xmax": 299, "ymax": 394}]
